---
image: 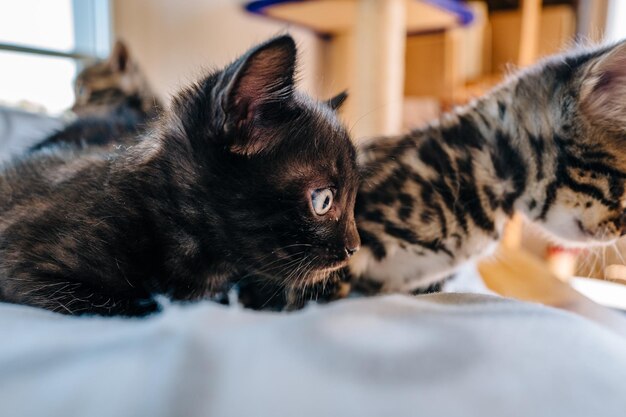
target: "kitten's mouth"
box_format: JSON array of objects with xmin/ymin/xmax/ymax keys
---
[
  {"xmin": 299, "ymin": 260, "xmax": 349, "ymax": 284},
  {"xmin": 317, "ymin": 260, "xmax": 349, "ymax": 273}
]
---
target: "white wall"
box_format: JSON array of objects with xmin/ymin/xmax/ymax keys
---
[{"xmin": 112, "ymin": 0, "xmax": 326, "ymax": 104}]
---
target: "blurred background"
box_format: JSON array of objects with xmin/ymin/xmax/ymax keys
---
[
  {"xmin": 1, "ymin": 0, "xmax": 626, "ymax": 306},
  {"xmin": 3, "ymin": 1, "xmax": 625, "ymax": 127}
]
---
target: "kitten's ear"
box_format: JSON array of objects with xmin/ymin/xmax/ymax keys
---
[
  {"xmin": 109, "ymin": 40, "xmax": 130, "ymax": 73},
  {"xmin": 326, "ymin": 91, "xmax": 348, "ymax": 111},
  {"xmin": 581, "ymin": 41, "xmax": 626, "ymax": 127},
  {"xmin": 217, "ymin": 35, "xmax": 297, "ymax": 137}
]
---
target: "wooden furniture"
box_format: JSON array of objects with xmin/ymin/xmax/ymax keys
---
[
  {"xmin": 245, "ymin": 0, "xmax": 473, "ymax": 138},
  {"xmin": 458, "ymin": 1, "xmax": 576, "ymax": 105},
  {"xmin": 490, "ymin": 2, "xmax": 576, "ymax": 73}
]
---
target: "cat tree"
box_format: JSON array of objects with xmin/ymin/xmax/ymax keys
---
[{"xmin": 245, "ymin": 0, "xmax": 472, "ymax": 138}]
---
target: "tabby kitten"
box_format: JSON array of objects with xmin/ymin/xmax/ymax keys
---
[
  {"xmin": 351, "ymin": 40, "xmax": 626, "ymax": 293},
  {"xmin": 0, "ymin": 36, "xmax": 360, "ymax": 316},
  {"xmin": 31, "ymin": 41, "xmax": 161, "ymax": 151}
]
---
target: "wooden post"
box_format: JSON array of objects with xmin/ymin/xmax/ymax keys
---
[
  {"xmin": 517, "ymin": 0, "xmax": 541, "ymax": 67},
  {"xmin": 350, "ymin": 0, "xmax": 407, "ymax": 139}
]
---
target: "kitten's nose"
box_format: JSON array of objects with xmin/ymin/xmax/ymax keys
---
[
  {"xmin": 344, "ymin": 221, "xmax": 360, "ymax": 258},
  {"xmin": 345, "ymin": 245, "xmax": 360, "ymax": 257}
]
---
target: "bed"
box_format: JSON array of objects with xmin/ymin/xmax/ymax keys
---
[{"xmin": 1, "ymin": 291, "xmax": 626, "ymax": 417}]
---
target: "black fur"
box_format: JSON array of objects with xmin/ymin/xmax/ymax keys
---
[
  {"xmin": 0, "ymin": 36, "xmax": 359, "ymax": 316},
  {"xmin": 30, "ymin": 102, "xmax": 155, "ymax": 152}
]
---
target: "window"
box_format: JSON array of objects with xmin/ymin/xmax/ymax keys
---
[{"xmin": 0, "ymin": 0, "xmax": 111, "ymax": 114}]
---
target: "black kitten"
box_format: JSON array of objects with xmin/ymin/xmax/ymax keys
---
[
  {"xmin": 30, "ymin": 41, "xmax": 161, "ymax": 152},
  {"xmin": 0, "ymin": 36, "xmax": 360, "ymax": 316}
]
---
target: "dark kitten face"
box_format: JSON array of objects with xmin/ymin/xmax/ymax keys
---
[
  {"xmin": 167, "ymin": 36, "xmax": 360, "ymax": 287},
  {"xmin": 219, "ymin": 102, "xmax": 360, "ymax": 282}
]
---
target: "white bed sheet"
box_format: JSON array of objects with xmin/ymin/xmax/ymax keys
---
[{"xmin": 1, "ymin": 293, "xmax": 625, "ymax": 417}]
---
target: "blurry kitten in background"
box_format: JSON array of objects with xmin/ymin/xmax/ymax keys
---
[{"xmin": 31, "ymin": 41, "xmax": 161, "ymax": 152}]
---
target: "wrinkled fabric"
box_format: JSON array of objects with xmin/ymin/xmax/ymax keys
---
[{"xmin": 1, "ymin": 293, "xmax": 625, "ymax": 417}]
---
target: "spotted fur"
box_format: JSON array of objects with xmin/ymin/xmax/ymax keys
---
[{"xmin": 350, "ymin": 40, "xmax": 626, "ymax": 293}]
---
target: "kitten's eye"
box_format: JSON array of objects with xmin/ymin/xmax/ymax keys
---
[{"xmin": 311, "ymin": 188, "xmax": 334, "ymax": 215}]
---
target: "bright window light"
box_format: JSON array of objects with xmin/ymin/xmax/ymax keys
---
[
  {"xmin": 0, "ymin": 51, "xmax": 76, "ymax": 114},
  {"xmin": 0, "ymin": 0, "xmax": 111, "ymax": 114}
]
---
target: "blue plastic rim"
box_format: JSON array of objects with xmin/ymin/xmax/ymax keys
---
[{"xmin": 245, "ymin": 0, "xmax": 474, "ymax": 26}]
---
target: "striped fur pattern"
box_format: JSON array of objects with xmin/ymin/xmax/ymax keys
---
[
  {"xmin": 350, "ymin": 41, "xmax": 626, "ymax": 293},
  {"xmin": 0, "ymin": 36, "xmax": 359, "ymax": 316}
]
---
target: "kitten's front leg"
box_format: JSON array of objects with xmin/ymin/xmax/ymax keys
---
[
  {"xmin": 235, "ymin": 269, "xmax": 352, "ymax": 311},
  {"xmin": 2, "ymin": 274, "xmax": 159, "ymax": 316},
  {"xmin": 236, "ymin": 275, "xmax": 288, "ymax": 311}
]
